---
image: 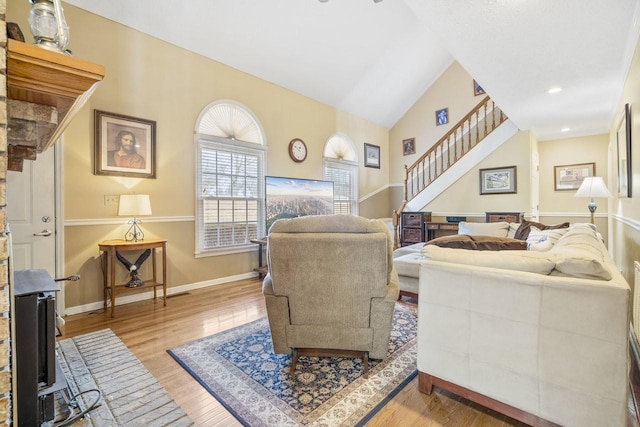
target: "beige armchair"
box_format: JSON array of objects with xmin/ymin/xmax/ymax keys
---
[{"xmin": 262, "ymin": 215, "xmax": 399, "ymax": 373}]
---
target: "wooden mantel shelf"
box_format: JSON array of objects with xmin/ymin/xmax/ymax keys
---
[{"xmin": 7, "ymin": 39, "xmax": 105, "ymax": 154}]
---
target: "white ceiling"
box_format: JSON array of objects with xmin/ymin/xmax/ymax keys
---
[{"xmin": 64, "ymin": 0, "xmax": 640, "ymax": 141}]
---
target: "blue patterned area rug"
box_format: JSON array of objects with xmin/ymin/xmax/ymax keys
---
[{"xmin": 168, "ymin": 303, "xmax": 417, "ymax": 426}]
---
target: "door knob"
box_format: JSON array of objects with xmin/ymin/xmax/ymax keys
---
[{"xmin": 33, "ymin": 230, "xmax": 52, "ymax": 237}]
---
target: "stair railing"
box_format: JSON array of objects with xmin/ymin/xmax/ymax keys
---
[{"xmin": 391, "ymin": 96, "xmax": 508, "ymax": 249}]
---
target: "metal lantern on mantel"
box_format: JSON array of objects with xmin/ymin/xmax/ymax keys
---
[{"xmin": 28, "ymin": 0, "xmax": 70, "ymax": 54}]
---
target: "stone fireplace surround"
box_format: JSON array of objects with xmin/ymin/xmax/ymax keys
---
[{"xmin": 0, "ymin": 6, "xmax": 104, "ymax": 423}]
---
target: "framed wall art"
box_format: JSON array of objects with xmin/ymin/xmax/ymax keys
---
[
  {"xmin": 479, "ymin": 166, "xmax": 517, "ymax": 195},
  {"xmin": 435, "ymin": 108, "xmax": 449, "ymax": 126},
  {"xmin": 364, "ymin": 143, "xmax": 380, "ymax": 168},
  {"xmin": 616, "ymin": 103, "xmax": 632, "ymax": 197},
  {"xmin": 94, "ymin": 110, "xmax": 156, "ymax": 178},
  {"xmin": 553, "ymin": 162, "xmax": 595, "ymax": 191},
  {"xmin": 402, "ymin": 138, "xmax": 415, "ymax": 156},
  {"xmin": 474, "ymin": 80, "xmax": 485, "ymax": 96}
]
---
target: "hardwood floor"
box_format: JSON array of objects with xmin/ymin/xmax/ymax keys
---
[{"xmin": 60, "ymin": 278, "xmax": 639, "ymax": 426}]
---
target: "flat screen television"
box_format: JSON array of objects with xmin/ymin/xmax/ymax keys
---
[{"xmin": 265, "ymin": 176, "xmax": 334, "ymax": 232}]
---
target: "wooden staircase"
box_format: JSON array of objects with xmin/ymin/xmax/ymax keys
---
[{"xmin": 392, "ymin": 96, "xmax": 509, "ymax": 248}]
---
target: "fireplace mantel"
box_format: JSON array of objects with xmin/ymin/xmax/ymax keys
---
[{"xmin": 7, "ymin": 39, "xmax": 105, "ymax": 170}]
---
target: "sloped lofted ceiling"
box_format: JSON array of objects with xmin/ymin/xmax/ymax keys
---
[{"xmin": 64, "ymin": 0, "xmax": 640, "ymax": 141}]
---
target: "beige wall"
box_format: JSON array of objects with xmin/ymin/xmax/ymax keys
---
[
  {"xmin": 7, "ymin": 3, "xmax": 391, "ymax": 311},
  {"xmin": 359, "ymin": 186, "xmax": 395, "ymax": 218},
  {"xmin": 609, "ymin": 30, "xmax": 640, "ymax": 289},
  {"xmin": 387, "ymin": 60, "xmax": 527, "ymax": 216},
  {"xmin": 386, "ymin": 57, "xmax": 613, "ymax": 235},
  {"xmin": 389, "ymin": 60, "xmax": 479, "ymax": 184},
  {"xmin": 538, "ymin": 134, "xmax": 610, "ymax": 235},
  {"xmin": 387, "ymin": 58, "xmax": 537, "ymax": 220},
  {"xmin": 423, "ymin": 130, "xmax": 533, "ymax": 219}
]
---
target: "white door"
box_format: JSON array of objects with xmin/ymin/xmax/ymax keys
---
[{"xmin": 7, "ymin": 148, "xmax": 56, "ymax": 276}]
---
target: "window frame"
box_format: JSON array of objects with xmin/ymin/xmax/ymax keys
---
[
  {"xmin": 194, "ymin": 101, "xmax": 266, "ymax": 257},
  {"xmin": 195, "ymin": 137, "xmax": 266, "ymax": 257},
  {"xmin": 323, "ymin": 133, "xmax": 359, "ymax": 216}
]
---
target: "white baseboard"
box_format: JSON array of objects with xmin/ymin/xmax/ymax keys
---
[{"xmin": 64, "ymin": 271, "xmax": 259, "ymax": 316}]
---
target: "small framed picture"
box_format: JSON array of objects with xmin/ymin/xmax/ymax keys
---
[
  {"xmin": 402, "ymin": 138, "xmax": 415, "ymax": 156},
  {"xmin": 554, "ymin": 162, "xmax": 595, "ymax": 191},
  {"xmin": 474, "ymin": 80, "xmax": 486, "ymax": 96},
  {"xmin": 94, "ymin": 110, "xmax": 156, "ymax": 178},
  {"xmin": 435, "ymin": 108, "xmax": 448, "ymax": 126},
  {"xmin": 364, "ymin": 143, "xmax": 380, "ymax": 168},
  {"xmin": 479, "ymin": 166, "xmax": 517, "ymax": 195}
]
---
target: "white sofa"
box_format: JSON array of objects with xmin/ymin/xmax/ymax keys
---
[
  {"xmin": 393, "ymin": 221, "xmax": 521, "ymax": 299},
  {"xmin": 416, "ymin": 223, "xmax": 630, "ymax": 427},
  {"xmin": 393, "ymin": 242, "xmax": 424, "ymax": 298}
]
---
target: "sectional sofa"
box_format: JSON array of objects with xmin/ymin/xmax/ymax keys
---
[{"xmin": 414, "ymin": 223, "xmax": 630, "ymax": 426}]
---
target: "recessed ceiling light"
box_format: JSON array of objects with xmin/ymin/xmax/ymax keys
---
[
  {"xmin": 561, "ymin": 127, "xmax": 571, "ymax": 132},
  {"xmin": 547, "ymin": 87, "xmax": 562, "ymax": 94}
]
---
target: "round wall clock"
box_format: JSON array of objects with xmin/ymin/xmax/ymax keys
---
[{"xmin": 288, "ymin": 138, "xmax": 307, "ymax": 163}]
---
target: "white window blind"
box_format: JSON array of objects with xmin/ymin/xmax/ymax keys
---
[
  {"xmin": 198, "ymin": 141, "xmax": 265, "ymax": 251},
  {"xmin": 195, "ymin": 101, "xmax": 265, "ymax": 254},
  {"xmin": 324, "ymin": 160, "xmax": 357, "ymax": 215},
  {"xmin": 323, "ymin": 133, "xmax": 358, "ymax": 216}
]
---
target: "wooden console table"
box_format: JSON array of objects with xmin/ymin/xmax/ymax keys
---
[
  {"xmin": 99, "ymin": 238, "xmax": 167, "ymax": 317},
  {"xmin": 425, "ymin": 222, "xmax": 459, "ymax": 241}
]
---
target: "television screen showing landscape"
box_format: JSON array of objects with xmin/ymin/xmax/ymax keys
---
[{"xmin": 265, "ymin": 176, "xmax": 334, "ymax": 231}]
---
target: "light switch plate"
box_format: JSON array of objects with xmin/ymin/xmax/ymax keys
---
[{"xmin": 104, "ymin": 195, "xmax": 119, "ymax": 206}]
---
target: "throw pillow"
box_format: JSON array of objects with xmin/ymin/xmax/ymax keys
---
[
  {"xmin": 457, "ymin": 221, "xmax": 510, "ymax": 237},
  {"xmin": 526, "ymin": 226, "xmax": 570, "ymax": 252},
  {"xmin": 426, "ymin": 234, "xmax": 527, "ymax": 250},
  {"xmin": 507, "ymin": 222, "xmax": 520, "ymax": 239},
  {"xmin": 514, "ymin": 219, "xmax": 570, "ymax": 240}
]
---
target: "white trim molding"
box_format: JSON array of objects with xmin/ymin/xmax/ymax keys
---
[
  {"xmin": 65, "ymin": 215, "xmax": 195, "ymax": 227},
  {"xmin": 612, "ymin": 213, "xmax": 640, "ymax": 232},
  {"xmin": 64, "ymin": 271, "xmax": 258, "ymax": 316},
  {"xmin": 359, "ymin": 184, "xmax": 395, "ymax": 203},
  {"xmin": 539, "ymin": 211, "xmax": 608, "ymax": 219}
]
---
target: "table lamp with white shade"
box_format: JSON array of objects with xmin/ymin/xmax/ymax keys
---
[
  {"xmin": 574, "ymin": 177, "xmax": 611, "ymax": 224},
  {"xmin": 118, "ymin": 194, "xmax": 152, "ymax": 241}
]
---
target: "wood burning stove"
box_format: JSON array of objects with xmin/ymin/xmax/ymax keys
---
[{"xmin": 14, "ymin": 269, "xmax": 65, "ymax": 426}]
